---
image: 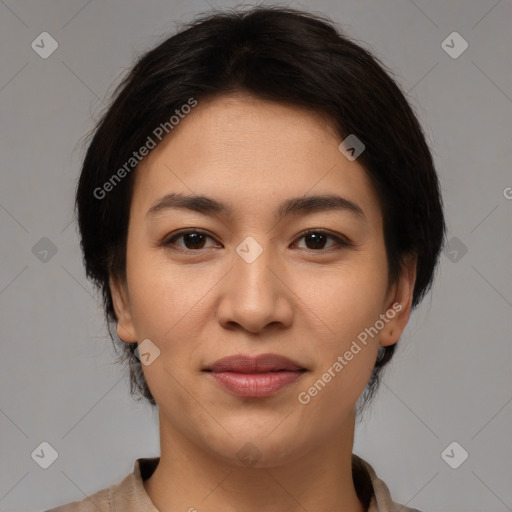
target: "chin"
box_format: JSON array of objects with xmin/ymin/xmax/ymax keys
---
[{"xmin": 196, "ymin": 422, "xmax": 312, "ymax": 469}]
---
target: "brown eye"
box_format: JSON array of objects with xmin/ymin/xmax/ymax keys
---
[
  {"xmin": 164, "ymin": 230, "xmax": 219, "ymax": 250},
  {"xmin": 294, "ymin": 230, "xmax": 351, "ymax": 251}
]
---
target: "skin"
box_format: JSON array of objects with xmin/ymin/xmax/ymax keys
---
[{"xmin": 110, "ymin": 92, "xmax": 416, "ymax": 512}]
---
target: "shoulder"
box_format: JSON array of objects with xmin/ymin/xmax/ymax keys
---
[
  {"xmin": 43, "ymin": 485, "xmax": 113, "ymax": 511},
  {"xmin": 43, "ymin": 457, "xmax": 158, "ymax": 512},
  {"xmin": 43, "ymin": 468, "xmax": 136, "ymax": 512},
  {"xmin": 354, "ymin": 454, "xmax": 424, "ymax": 512}
]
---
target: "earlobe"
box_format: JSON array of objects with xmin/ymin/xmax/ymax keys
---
[
  {"xmin": 109, "ymin": 276, "xmax": 138, "ymax": 343},
  {"xmin": 380, "ymin": 255, "xmax": 417, "ymax": 347}
]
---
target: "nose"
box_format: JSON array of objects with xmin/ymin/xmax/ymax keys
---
[{"xmin": 216, "ymin": 239, "xmax": 293, "ymax": 334}]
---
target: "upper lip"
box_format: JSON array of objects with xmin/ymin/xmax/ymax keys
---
[{"xmin": 204, "ymin": 353, "xmax": 307, "ymax": 373}]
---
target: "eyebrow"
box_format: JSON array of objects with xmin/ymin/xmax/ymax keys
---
[{"xmin": 146, "ymin": 192, "xmax": 366, "ymax": 221}]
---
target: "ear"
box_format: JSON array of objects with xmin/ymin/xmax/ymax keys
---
[
  {"xmin": 109, "ymin": 275, "xmax": 137, "ymax": 343},
  {"xmin": 380, "ymin": 254, "xmax": 417, "ymax": 347}
]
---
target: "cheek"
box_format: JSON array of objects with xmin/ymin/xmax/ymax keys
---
[
  {"xmin": 303, "ymin": 256, "xmax": 389, "ymax": 342},
  {"xmin": 125, "ymin": 243, "xmax": 211, "ymax": 338},
  {"xmin": 296, "ymin": 273, "xmax": 383, "ymax": 419},
  {"xmin": 123, "ymin": 250, "xmax": 211, "ymax": 410},
  {"xmin": 297, "ymin": 255, "xmax": 388, "ymax": 399}
]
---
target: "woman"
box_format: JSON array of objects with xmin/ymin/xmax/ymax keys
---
[{"xmin": 47, "ymin": 5, "xmax": 445, "ymax": 511}]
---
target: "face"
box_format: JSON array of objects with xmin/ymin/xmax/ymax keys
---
[{"xmin": 111, "ymin": 93, "xmax": 415, "ymax": 467}]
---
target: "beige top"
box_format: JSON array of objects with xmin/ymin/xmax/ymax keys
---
[{"xmin": 45, "ymin": 454, "xmax": 422, "ymax": 512}]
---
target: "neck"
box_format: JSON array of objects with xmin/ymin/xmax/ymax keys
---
[{"xmin": 143, "ymin": 410, "xmax": 366, "ymax": 512}]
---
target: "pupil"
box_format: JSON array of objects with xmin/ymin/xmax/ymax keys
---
[
  {"xmin": 307, "ymin": 233, "xmax": 325, "ymax": 249},
  {"xmin": 185, "ymin": 233, "xmax": 204, "ymax": 249}
]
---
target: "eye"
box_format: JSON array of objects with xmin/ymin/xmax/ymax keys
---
[
  {"xmin": 293, "ymin": 229, "xmax": 351, "ymax": 251},
  {"xmin": 161, "ymin": 228, "xmax": 351, "ymax": 252},
  {"xmin": 163, "ymin": 229, "xmax": 219, "ymax": 251}
]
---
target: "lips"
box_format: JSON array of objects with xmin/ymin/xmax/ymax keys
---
[
  {"xmin": 204, "ymin": 353, "xmax": 306, "ymax": 373},
  {"xmin": 203, "ymin": 353, "xmax": 307, "ymax": 398}
]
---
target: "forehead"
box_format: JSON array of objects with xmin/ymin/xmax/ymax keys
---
[
  {"xmin": 131, "ymin": 93, "xmax": 382, "ymax": 229},
  {"xmin": 136, "ymin": 92, "xmax": 340, "ymax": 176}
]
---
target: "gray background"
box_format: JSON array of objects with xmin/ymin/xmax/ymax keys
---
[{"xmin": 0, "ymin": 1, "xmax": 511, "ymax": 511}]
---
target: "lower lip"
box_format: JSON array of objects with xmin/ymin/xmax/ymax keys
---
[{"xmin": 208, "ymin": 371, "xmax": 305, "ymax": 398}]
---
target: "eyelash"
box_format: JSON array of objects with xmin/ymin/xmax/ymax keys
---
[{"xmin": 161, "ymin": 228, "xmax": 352, "ymax": 253}]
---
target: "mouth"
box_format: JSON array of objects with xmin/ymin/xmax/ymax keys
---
[{"xmin": 203, "ymin": 353, "xmax": 307, "ymax": 398}]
